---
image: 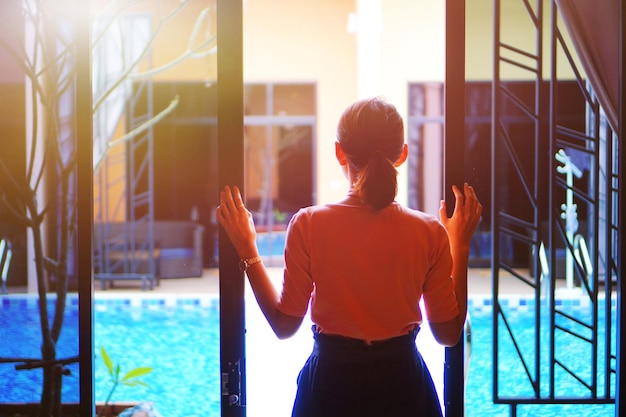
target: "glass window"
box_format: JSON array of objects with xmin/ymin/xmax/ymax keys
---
[
  {"xmin": 245, "ymin": 84, "xmax": 268, "ymax": 115},
  {"xmin": 273, "ymin": 83, "xmax": 316, "ymax": 115},
  {"xmin": 243, "ymin": 83, "xmax": 316, "ymax": 266}
]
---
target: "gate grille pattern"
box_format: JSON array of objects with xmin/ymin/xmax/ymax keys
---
[{"xmin": 492, "ymin": 1, "xmax": 617, "ymax": 414}]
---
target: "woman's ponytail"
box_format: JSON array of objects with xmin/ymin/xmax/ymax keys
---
[{"xmin": 354, "ymin": 150, "xmax": 397, "ymax": 210}]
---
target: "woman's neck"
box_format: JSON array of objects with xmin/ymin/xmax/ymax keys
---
[{"xmin": 339, "ymin": 189, "xmax": 365, "ymax": 206}]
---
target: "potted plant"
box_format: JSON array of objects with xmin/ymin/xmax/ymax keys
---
[{"xmin": 97, "ymin": 346, "xmax": 154, "ymax": 417}]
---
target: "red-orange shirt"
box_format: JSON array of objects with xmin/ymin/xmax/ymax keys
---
[{"xmin": 276, "ymin": 201, "xmax": 458, "ymax": 343}]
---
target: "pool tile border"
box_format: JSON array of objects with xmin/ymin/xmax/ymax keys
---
[
  {"xmin": 1, "ymin": 293, "xmax": 220, "ymax": 310},
  {"xmin": 2, "ymin": 292, "xmax": 617, "ymax": 314},
  {"xmin": 468, "ymin": 293, "xmax": 617, "ymax": 314}
]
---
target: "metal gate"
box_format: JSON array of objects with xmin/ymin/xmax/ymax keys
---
[{"xmin": 492, "ymin": 0, "xmax": 619, "ymax": 414}]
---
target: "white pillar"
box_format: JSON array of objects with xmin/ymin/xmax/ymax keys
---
[{"xmin": 356, "ymin": 0, "xmax": 382, "ymax": 99}]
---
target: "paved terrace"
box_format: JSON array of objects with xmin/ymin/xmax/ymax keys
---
[{"xmin": 92, "ymin": 266, "xmax": 573, "ymax": 296}]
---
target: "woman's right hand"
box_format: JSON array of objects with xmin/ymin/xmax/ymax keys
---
[
  {"xmin": 430, "ymin": 183, "xmax": 482, "ymax": 346},
  {"xmin": 216, "ymin": 185, "xmax": 259, "ymax": 258},
  {"xmin": 439, "ymin": 183, "xmax": 483, "ymax": 250}
]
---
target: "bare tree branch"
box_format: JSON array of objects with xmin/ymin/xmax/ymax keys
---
[
  {"xmin": 131, "ymin": 35, "xmax": 216, "ymax": 79},
  {"xmin": 94, "ymin": 96, "xmax": 180, "ymax": 171},
  {"xmin": 92, "ymin": 0, "xmax": 190, "ymax": 113},
  {"xmin": 131, "ymin": 7, "xmax": 216, "ymax": 79},
  {"xmin": 43, "ymin": 257, "xmax": 59, "ymax": 276}
]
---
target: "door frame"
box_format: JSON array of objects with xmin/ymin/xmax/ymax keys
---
[
  {"xmin": 443, "ymin": 1, "xmax": 466, "ymax": 416},
  {"xmin": 216, "ymin": 1, "xmax": 247, "ymax": 416}
]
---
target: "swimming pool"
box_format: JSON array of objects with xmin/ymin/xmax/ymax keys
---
[{"xmin": 0, "ymin": 294, "xmax": 616, "ymax": 417}]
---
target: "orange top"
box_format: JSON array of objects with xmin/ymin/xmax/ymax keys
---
[{"xmin": 276, "ymin": 201, "xmax": 458, "ymax": 343}]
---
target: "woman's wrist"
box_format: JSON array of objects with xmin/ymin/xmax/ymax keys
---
[{"xmin": 237, "ymin": 243, "xmax": 260, "ymax": 260}]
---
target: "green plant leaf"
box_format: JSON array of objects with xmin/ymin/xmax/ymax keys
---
[
  {"xmin": 122, "ymin": 367, "xmax": 153, "ymax": 381},
  {"xmin": 122, "ymin": 380, "xmax": 150, "ymax": 388},
  {"xmin": 99, "ymin": 348, "xmax": 153, "ymax": 408},
  {"xmin": 100, "ymin": 346, "xmax": 114, "ymax": 376}
]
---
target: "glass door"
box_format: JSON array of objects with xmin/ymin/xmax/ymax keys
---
[{"xmin": 216, "ymin": 1, "xmax": 246, "ymax": 416}]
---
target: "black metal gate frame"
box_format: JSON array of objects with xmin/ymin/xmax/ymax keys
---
[
  {"xmin": 491, "ymin": 1, "xmax": 624, "ymax": 416},
  {"xmin": 444, "ymin": 1, "xmax": 467, "ymax": 416}
]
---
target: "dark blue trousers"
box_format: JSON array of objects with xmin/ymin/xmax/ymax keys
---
[{"xmin": 291, "ymin": 326, "xmax": 443, "ymax": 417}]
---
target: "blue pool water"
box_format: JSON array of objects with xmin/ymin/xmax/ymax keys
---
[
  {"xmin": 0, "ymin": 294, "xmax": 616, "ymax": 417},
  {"xmin": 256, "ymin": 231, "xmax": 286, "ymax": 257}
]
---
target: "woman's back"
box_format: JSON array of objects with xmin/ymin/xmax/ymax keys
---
[{"xmin": 279, "ymin": 201, "xmax": 458, "ymax": 342}]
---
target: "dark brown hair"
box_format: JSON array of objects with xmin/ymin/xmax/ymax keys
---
[{"xmin": 337, "ymin": 98, "xmax": 404, "ymax": 210}]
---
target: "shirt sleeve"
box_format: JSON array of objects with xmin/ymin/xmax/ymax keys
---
[
  {"xmin": 276, "ymin": 210, "xmax": 314, "ymax": 318},
  {"xmin": 421, "ymin": 223, "xmax": 459, "ymax": 323}
]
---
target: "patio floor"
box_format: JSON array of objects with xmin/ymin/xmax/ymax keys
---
[{"xmin": 93, "ymin": 266, "xmax": 571, "ymax": 296}]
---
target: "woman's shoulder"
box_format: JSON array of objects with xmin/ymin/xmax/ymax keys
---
[
  {"xmin": 391, "ymin": 204, "xmax": 448, "ymax": 236},
  {"xmin": 285, "ymin": 204, "xmax": 338, "ymax": 236},
  {"xmin": 291, "ymin": 202, "xmax": 443, "ymax": 227},
  {"xmin": 394, "ymin": 202, "xmax": 440, "ymax": 223},
  {"xmin": 287, "ymin": 204, "xmax": 327, "ymax": 222},
  {"xmin": 289, "ymin": 204, "xmax": 341, "ymax": 224},
  {"xmin": 288, "ymin": 202, "xmax": 368, "ymax": 226}
]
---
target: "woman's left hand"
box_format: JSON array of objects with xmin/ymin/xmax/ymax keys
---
[{"xmin": 216, "ymin": 185, "xmax": 258, "ymax": 258}]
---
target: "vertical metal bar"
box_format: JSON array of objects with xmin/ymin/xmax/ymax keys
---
[
  {"xmin": 548, "ymin": 0, "xmax": 560, "ymax": 400},
  {"xmin": 592, "ymin": 101, "xmax": 602, "ymax": 400},
  {"xmin": 146, "ymin": 54, "xmax": 156, "ymax": 281},
  {"xmin": 217, "ymin": 0, "xmax": 246, "ymax": 416},
  {"xmin": 533, "ymin": 0, "xmax": 544, "ymax": 398},
  {"xmin": 604, "ymin": 121, "xmax": 614, "ymax": 399},
  {"xmin": 491, "ymin": 0, "xmax": 501, "ymax": 403},
  {"xmin": 615, "ymin": 0, "xmax": 626, "ymax": 414},
  {"xmin": 75, "ymin": 0, "xmax": 94, "ymax": 415},
  {"xmin": 444, "ymin": 1, "xmax": 465, "ymax": 416},
  {"xmin": 589, "ymin": 85, "xmax": 604, "ymax": 401}
]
